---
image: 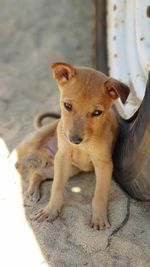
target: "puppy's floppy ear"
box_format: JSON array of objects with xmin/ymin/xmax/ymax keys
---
[
  {"xmin": 50, "ymin": 62, "xmax": 76, "ymax": 83},
  {"xmin": 104, "ymin": 78, "xmax": 130, "ymax": 104}
]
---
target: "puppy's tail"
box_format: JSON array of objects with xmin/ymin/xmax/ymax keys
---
[{"xmin": 34, "ymin": 112, "xmax": 60, "ymax": 129}]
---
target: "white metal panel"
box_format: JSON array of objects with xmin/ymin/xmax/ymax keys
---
[{"xmin": 107, "ymin": 0, "xmax": 150, "ymax": 118}]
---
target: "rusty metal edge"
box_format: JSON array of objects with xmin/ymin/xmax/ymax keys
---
[{"xmin": 93, "ymin": 0, "xmax": 108, "ymax": 74}]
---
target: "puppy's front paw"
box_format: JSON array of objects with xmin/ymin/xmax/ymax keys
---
[
  {"xmin": 30, "ymin": 205, "xmax": 61, "ymax": 222},
  {"xmin": 91, "ymin": 213, "xmax": 110, "ymax": 231}
]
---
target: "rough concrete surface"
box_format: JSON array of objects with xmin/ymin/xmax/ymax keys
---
[{"xmin": 0, "ymin": 1, "xmax": 150, "ymax": 267}]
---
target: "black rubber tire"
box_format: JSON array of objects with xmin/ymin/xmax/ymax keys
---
[
  {"xmin": 113, "ymin": 73, "xmax": 150, "ymax": 200},
  {"xmin": 94, "ymin": 2, "xmax": 150, "ymax": 200}
]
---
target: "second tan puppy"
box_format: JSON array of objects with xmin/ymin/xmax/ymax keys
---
[{"xmin": 31, "ymin": 62, "xmax": 130, "ymax": 230}]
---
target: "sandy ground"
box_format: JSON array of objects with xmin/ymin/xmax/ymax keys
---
[{"xmin": 0, "ymin": 1, "xmax": 150, "ymax": 266}]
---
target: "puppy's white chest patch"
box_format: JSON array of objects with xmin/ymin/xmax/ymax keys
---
[{"xmin": 71, "ymin": 149, "xmax": 93, "ymax": 172}]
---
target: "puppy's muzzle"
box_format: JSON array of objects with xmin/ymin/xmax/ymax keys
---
[{"xmin": 69, "ymin": 135, "xmax": 83, "ymax": 145}]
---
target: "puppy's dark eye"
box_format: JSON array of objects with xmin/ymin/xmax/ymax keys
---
[
  {"xmin": 64, "ymin": 102, "xmax": 72, "ymax": 111},
  {"xmin": 92, "ymin": 110, "xmax": 102, "ymax": 117}
]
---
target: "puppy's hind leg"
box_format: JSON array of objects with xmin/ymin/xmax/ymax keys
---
[{"xmin": 28, "ymin": 166, "xmax": 54, "ymax": 203}]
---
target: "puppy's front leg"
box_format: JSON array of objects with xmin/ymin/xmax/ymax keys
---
[
  {"xmin": 91, "ymin": 160, "xmax": 113, "ymax": 230},
  {"xmin": 32, "ymin": 150, "xmax": 71, "ymax": 222}
]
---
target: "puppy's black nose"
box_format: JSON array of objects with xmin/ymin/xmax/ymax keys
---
[{"xmin": 69, "ymin": 135, "xmax": 83, "ymax": 144}]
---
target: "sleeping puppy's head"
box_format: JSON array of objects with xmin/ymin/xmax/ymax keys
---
[{"xmin": 51, "ymin": 62, "xmax": 130, "ymax": 145}]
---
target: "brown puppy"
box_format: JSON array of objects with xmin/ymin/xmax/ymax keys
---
[{"xmin": 16, "ymin": 62, "xmax": 130, "ymax": 230}]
